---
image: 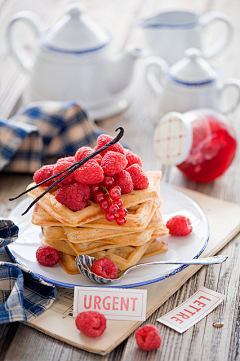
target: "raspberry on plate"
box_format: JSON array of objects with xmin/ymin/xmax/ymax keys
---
[
  {"xmin": 91, "ymin": 258, "xmax": 118, "ymax": 279},
  {"xmin": 55, "ymin": 183, "xmax": 91, "ymax": 211},
  {"xmin": 135, "ymin": 324, "xmax": 161, "ymax": 351},
  {"xmin": 125, "ymin": 149, "xmax": 142, "ymax": 168},
  {"xmin": 166, "ymin": 215, "xmax": 192, "ymax": 236},
  {"xmin": 95, "ymin": 134, "xmax": 125, "ymax": 156},
  {"xmin": 53, "ymin": 160, "xmax": 76, "ymax": 187},
  {"xmin": 75, "ymin": 311, "xmax": 106, "ymax": 338},
  {"xmin": 74, "ymin": 159, "xmax": 104, "ymax": 184},
  {"xmin": 126, "ymin": 164, "xmax": 149, "ymax": 190},
  {"xmin": 115, "ymin": 170, "xmax": 134, "ymax": 194},
  {"xmin": 36, "ymin": 245, "xmax": 59, "ymax": 267},
  {"xmin": 101, "ymin": 151, "xmax": 128, "ymax": 176},
  {"xmin": 75, "ymin": 146, "xmax": 102, "ymax": 164},
  {"xmin": 33, "ymin": 164, "xmax": 55, "ymax": 187}
]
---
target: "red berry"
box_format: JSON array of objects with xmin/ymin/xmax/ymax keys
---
[
  {"xmin": 53, "ymin": 160, "xmax": 76, "ymax": 187},
  {"xmin": 135, "ymin": 325, "xmax": 161, "ymax": 351},
  {"xmin": 118, "ymin": 207, "xmax": 127, "ymax": 217},
  {"xmin": 75, "ymin": 146, "xmax": 102, "ymax": 164},
  {"xmin": 102, "ymin": 176, "xmax": 115, "ymax": 188},
  {"xmin": 101, "ymin": 151, "xmax": 127, "ymax": 176},
  {"xmin": 108, "ymin": 203, "xmax": 119, "ymax": 214},
  {"xmin": 57, "ymin": 156, "xmax": 75, "ymax": 164},
  {"xmin": 91, "ymin": 258, "xmax": 118, "ymax": 279},
  {"xmin": 115, "ymin": 170, "xmax": 134, "ymax": 194},
  {"xmin": 95, "ymin": 134, "xmax": 125, "ymax": 156},
  {"xmin": 36, "ymin": 245, "xmax": 59, "ymax": 267},
  {"xmin": 125, "ymin": 149, "xmax": 142, "ymax": 168},
  {"xmin": 100, "ymin": 200, "xmax": 109, "ymax": 212},
  {"xmin": 90, "ymin": 184, "xmax": 101, "ymax": 194},
  {"xmin": 55, "ymin": 183, "xmax": 90, "ymax": 211},
  {"xmin": 105, "ymin": 212, "xmax": 116, "ymax": 222},
  {"xmin": 94, "ymin": 191, "xmax": 106, "ymax": 204},
  {"xmin": 166, "ymin": 215, "xmax": 192, "ymax": 236},
  {"xmin": 33, "ymin": 164, "xmax": 55, "ymax": 187},
  {"xmin": 116, "ymin": 216, "xmax": 127, "ymax": 225},
  {"xmin": 115, "ymin": 198, "xmax": 123, "ymax": 208},
  {"xmin": 75, "ymin": 311, "xmax": 106, "ymax": 338},
  {"xmin": 74, "ymin": 159, "xmax": 104, "ymax": 184},
  {"xmin": 109, "ymin": 186, "xmax": 121, "ymax": 200},
  {"xmin": 126, "ymin": 164, "xmax": 149, "ymax": 190}
]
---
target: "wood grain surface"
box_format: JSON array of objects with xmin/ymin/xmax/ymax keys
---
[{"xmin": 0, "ymin": 0, "xmax": 240, "ymax": 360}]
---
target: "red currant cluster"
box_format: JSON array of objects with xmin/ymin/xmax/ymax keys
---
[{"xmin": 91, "ymin": 176, "xmax": 127, "ymax": 225}]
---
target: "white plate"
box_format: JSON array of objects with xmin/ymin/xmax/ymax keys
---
[{"xmin": 6, "ymin": 183, "xmax": 209, "ymax": 288}]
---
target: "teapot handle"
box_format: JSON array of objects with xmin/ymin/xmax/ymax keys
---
[
  {"xmin": 199, "ymin": 11, "xmax": 233, "ymax": 58},
  {"xmin": 145, "ymin": 57, "xmax": 168, "ymax": 94},
  {"xmin": 7, "ymin": 11, "xmax": 45, "ymax": 72},
  {"xmin": 221, "ymin": 78, "xmax": 240, "ymax": 114}
]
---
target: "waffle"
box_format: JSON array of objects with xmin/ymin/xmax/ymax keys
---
[
  {"xmin": 27, "ymin": 171, "xmax": 161, "ymax": 227},
  {"xmin": 58, "ymin": 238, "xmax": 168, "ymax": 274}
]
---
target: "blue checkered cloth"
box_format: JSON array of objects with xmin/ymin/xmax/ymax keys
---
[
  {"xmin": 0, "ymin": 101, "xmax": 97, "ymax": 173},
  {"xmin": 0, "ymin": 219, "xmax": 56, "ymax": 324}
]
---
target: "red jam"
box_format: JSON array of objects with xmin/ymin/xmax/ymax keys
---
[{"xmin": 177, "ymin": 115, "xmax": 237, "ymax": 182}]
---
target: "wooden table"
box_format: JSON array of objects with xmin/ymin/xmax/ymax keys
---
[{"xmin": 0, "ymin": 0, "xmax": 240, "ymax": 360}]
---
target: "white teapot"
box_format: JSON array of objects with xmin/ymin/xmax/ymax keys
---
[
  {"xmin": 7, "ymin": 3, "xmax": 144, "ymax": 119},
  {"xmin": 146, "ymin": 48, "xmax": 240, "ymax": 119}
]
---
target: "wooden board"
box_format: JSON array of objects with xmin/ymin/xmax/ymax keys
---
[{"xmin": 25, "ymin": 187, "xmax": 240, "ymax": 355}]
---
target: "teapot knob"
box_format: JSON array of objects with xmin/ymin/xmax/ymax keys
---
[
  {"xmin": 184, "ymin": 48, "xmax": 203, "ymax": 59},
  {"xmin": 66, "ymin": 3, "xmax": 85, "ymax": 17}
]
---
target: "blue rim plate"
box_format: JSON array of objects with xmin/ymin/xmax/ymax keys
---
[{"xmin": 6, "ymin": 183, "xmax": 209, "ymax": 288}]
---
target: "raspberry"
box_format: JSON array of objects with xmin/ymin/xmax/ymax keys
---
[
  {"xmin": 166, "ymin": 215, "xmax": 192, "ymax": 236},
  {"xmin": 135, "ymin": 325, "xmax": 161, "ymax": 351},
  {"xmin": 115, "ymin": 170, "xmax": 133, "ymax": 194},
  {"xmin": 125, "ymin": 149, "xmax": 142, "ymax": 168},
  {"xmin": 74, "ymin": 159, "xmax": 104, "ymax": 184},
  {"xmin": 55, "ymin": 183, "xmax": 90, "ymax": 211},
  {"xmin": 75, "ymin": 146, "xmax": 102, "ymax": 164},
  {"xmin": 33, "ymin": 164, "xmax": 55, "ymax": 187},
  {"xmin": 95, "ymin": 134, "xmax": 125, "ymax": 156},
  {"xmin": 91, "ymin": 258, "xmax": 118, "ymax": 279},
  {"xmin": 57, "ymin": 156, "xmax": 75, "ymax": 163},
  {"xmin": 36, "ymin": 245, "xmax": 59, "ymax": 267},
  {"xmin": 53, "ymin": 160, "xmax": 76, "ymax": 187},
  {"xmin": 75, "ymin": 311, "xmax": 106, "ymax": 338},
  {"xmin": 126, "ymin": 164, "xmax": 149, "ymax": 190},
  {"xmin": 101, "ymin": 151, "xmax": 127, "ymax": 176}
]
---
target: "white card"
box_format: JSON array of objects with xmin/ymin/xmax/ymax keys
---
[
  {"xmin": 157, "ymin": 286, "xmax": 225, "ymax": 333},
  {"xmin": 73, "ymin": 286, "xmax": 147, "ymax": 320}
]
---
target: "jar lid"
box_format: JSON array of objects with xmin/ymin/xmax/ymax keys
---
[
  {"xmin": 154, "ymin": 112, "xmax": 193, "ymax": 165},
  {"xmin": 41, "ymin": 3, "xmax": 111, "ymax": 53},
  {"xmin": 168, "ymin": 48, "xmax": 219, "ymax": 85}
]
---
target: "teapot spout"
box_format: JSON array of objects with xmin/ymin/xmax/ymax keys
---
[{"xmin": 107, "ymin": 44, "xmax": 145, "ymax": 94}]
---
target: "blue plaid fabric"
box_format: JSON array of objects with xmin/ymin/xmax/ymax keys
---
[
  {"xmin": 0, "ymin": 101, "xmax": 97, "ymax": 173},
  {"xmin": 0, "ymin": 219, "xmax": 56, "ymax": 324}
]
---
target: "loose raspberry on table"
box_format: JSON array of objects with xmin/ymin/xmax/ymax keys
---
[
  {"xmin": 55, "ymin": 183, "xmax": 91, "ymax": 211},
  {"xmin": 75, "ymin": 146, "xmax": 102, "ymax": 164},
  {"xmin": 74, "ymin": 159, "xmax": 104, "ymax": 184},
  {"xmin": 53, "ymin": 160, "xmax": 76, "ymax": 187},
  {"xmin": 115, "ymin": 170, "xmax": 134, "ymax": 194},
  {"xmin": 101, "ymin": 151, "xmax": 128, "ymax": 176},
  {"xmin": 166, "ymin": 215, "xmax": 192, "ymax": 236},
  {"xmin": 135, "ymin": 324, "xmax": 161, "ymax": 351},
  {"xmin": 126, "ymin": 164, "xmax": 149, "ymax": 190},
  {"xmin": 33, "ymin": 164, "xmax": 55, "ymax": 187},
  {"xmin": 125, "ymin": 149, "xmax": 142, "ymax": 168},
  {"xmin": 36, "ymin": 245, "xmax": 59, "ymax": 267},
  {"xmin": 75, "ymin": 311, "xmax": 107, "ymax": 338},
  {"xmin": 91, "ymin": 258, "xmax": 118, "ymax": 279},
  {"xmin": 95, "ymin": 134, "xmax": 125, "ymax": 156}
]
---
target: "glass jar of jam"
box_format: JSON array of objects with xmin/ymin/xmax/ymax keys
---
[{"xmin": 154, "ymin": 109, "xmax": 237, "ymax": 182}]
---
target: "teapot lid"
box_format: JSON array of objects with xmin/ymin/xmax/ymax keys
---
[
  {"xmin": 168, "ymin": 48, "xmax": 219, "ymax": 84},
  {"xmin": 40, "ymin": 3, "xmax": 111, "ymax": 53}
]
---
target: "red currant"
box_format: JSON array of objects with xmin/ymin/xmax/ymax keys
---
[
  {"xmin": 100, "ymin": 200, "xmax": 109, "ymax": 212},
  {"xmin": 91, "ymin": 184, "xmax": 101, "ymax": 194},
  {"xmin": 102, "ymin": 176, "xmax": 115, "ymax": 188},
  {"xmin": 115, "ymin": 198, "xmax": 123, "ymax": 208},
  {"xmin": 94, "ymin": 192, "xmax": 106, "ymax": 204},
  {"xmin": 116, "ymin": 216, "xmax": 127, "ymax": 225},
  {"xmin": 109, "ymin": 187, "xmax": 121, "ymax": 201},
  {"xmin": 105, "ymin": 212, "xmax": 116, "ymax": 222},
  {"xmin": 108, "ymin": 203, "xmax": 119, "ymax": 214},
  {"xmin": 118, "ymin": 207, "xmax": 127, "ymax": 217}
]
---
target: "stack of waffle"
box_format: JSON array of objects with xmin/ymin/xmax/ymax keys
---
[{"xmin": 27, "ymin": 171, "xmax": 169, "ymax": 275}]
